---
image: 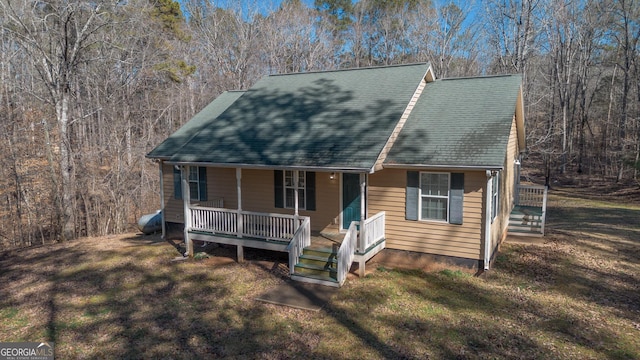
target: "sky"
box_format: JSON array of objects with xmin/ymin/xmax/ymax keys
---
[{"xmin": 178, "ymin": 0, "xmax": 317, "ymax": 18}]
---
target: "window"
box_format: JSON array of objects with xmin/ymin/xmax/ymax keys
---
[
  {"xmin": 284, "ymin": 170, "xmax": 306, "ymax": 209},
  {"xmin": 274, "ymin": 170, "xmax": 316, "ymax": 211},
  {"xmin": 420, "ymin": 173, "xmax": 450, "ymax": 221},
  {"xmin": 406, "ymin": 171, "xmax": 463, "ymax": 225},
  {"xmin": 491, "ymin": 173, "xmax": 500, "ymax": 221},
  {"xmin": 173, "ymin": 166, "xmax": 207, "ymax": 201}
]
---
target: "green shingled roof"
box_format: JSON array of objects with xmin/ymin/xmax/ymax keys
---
[
  {"xmin": 147, "ymin": 91, "xmax": 245, "ymax": 159},
  {"xmin": 148, "ymin": 63, "xmax": 430, "ymax": 170},
  {"xmin": 384, "ymin": 75, "xmax": 523, "ymax": 168}
]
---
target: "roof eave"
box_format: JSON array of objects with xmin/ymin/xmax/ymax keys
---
[
  {"xmin": 383, "ymin": 163, "xmax": 504, "ymax": 171},
  {"xmin": 165, "ymin": 161, "xmax": 371, "ymax": 173}
]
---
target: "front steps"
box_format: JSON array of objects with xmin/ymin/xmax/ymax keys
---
[
  {"xmin": 508, "ymin": 206, "xmax": 544, "ymax": 236},
  {"xmin": 291, "ymin": 245, "xmax": 340, "ymax": 287}
]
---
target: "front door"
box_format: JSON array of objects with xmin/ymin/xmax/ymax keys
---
[{"xmin": 342, "ymin": 173, "xmax": 361, "ymax": 230}]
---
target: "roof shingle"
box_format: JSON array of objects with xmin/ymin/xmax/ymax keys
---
[
  {"xmin": 150, "ymin": 63, "xmax": 430, "ymax": 170},
  {"xmin": 384, "ymin": 74, "xmax": 522, "ymax": 168}
]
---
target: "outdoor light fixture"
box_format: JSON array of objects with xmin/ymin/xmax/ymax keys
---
[{"xmin": 330, "ymin": 172, "xmax": 336, "ymax": 180}]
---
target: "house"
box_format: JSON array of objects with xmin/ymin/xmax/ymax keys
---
[{"xmin": 146, "ymin": 63, "xmax": 547, "ymax": 287}]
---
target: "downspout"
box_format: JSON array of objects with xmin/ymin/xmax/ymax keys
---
[
  {"xmin": 484, "ymin": 170, "xmax": 493, "ymax": 271},
  {"xmin": 236, "ymin": 168, "xmax": 243, "ymax": 238},
  {"xmin": 159, "ymin": 161, "xmax": 166, "ymax": 239}
]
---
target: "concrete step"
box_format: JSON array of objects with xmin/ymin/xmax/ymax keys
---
[{"xmin": 291, "ymin": 273, "xmax": 340, "ymax": 287}]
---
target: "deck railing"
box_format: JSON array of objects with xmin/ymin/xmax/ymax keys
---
[
  {"xmin": 515, "ymin": 184, "xmax": 549, "ymax": 235},
  {"xmin": 337, "ymin": 221, "xmax": 358, "ymax": 286},
  {"xmin": 360, "ymin": 211, "xmax": 385, "ymax": 253},
  {"xmin": 287, "ymin": 217, "xmax": 311, "ymax": 275},
  {"xmin": 190, "ymin": 206, "xmax": 306, "ymax": 242},
  {"xmin": 516, "ymin": 184, "xmax": 548, "ymax": 208}
]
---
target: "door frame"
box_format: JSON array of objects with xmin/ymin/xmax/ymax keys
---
[{"xmin": 339, "ymin": 172, "xmax": 367, "ymax": 232}]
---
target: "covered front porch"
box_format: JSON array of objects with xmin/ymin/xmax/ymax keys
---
[
  {"xmin": 172, "ymin": 166, "xmax": 385, "ymax": 287},
  {"xmin": 187, "ymin": 207, "xmax": 385, "ymax": 287}
]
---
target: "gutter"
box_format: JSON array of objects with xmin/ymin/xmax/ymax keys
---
[
  {"xmin": 384, "ymin": 163, "xmax": 504, "ymax": 172},
  {"xmin": 163, "ymin": 161, "xmax": 371, "ymax": 174}
]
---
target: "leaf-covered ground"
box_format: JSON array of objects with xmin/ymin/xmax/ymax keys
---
[{"xmin": 0, "ymin": 188, "xmax": 638, "ymax": 359}]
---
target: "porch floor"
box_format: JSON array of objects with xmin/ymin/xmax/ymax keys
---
[{"xmin": 312, "ymin": 223, "xmax": 344, "ymax": 249}]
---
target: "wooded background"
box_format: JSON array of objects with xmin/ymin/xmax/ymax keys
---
[{"xmin": 0, "ymin": 0, "xmax": 638, "ymax": 248}]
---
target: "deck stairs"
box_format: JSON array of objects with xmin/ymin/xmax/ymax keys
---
[
  {"xmin": 508, "ymin": 205, "xmax": 544, "ymax": 236},
  {"xmin": 291, "ymin": 244, "xmax": 340, "ymax": 287}
]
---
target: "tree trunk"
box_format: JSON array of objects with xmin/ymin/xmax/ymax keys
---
[{"xmin": 56, "ymin": 94, "xmax": 75, "ymax": 241}]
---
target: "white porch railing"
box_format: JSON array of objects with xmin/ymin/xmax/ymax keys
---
[
  {"xmin": 515, "ymin": 184, "xmax": 549, "ymax": 235},
  {"xmin": 516, "ymin": 185, "xmax": 548, "ymax": 208},
  {"xmin": 194, "ymin": 197, "xmax": 224, "ymax": 208},
  {"xmin": 359, "ymin": 211, "xmax": 385, "ymax": 253},
  {"xmin": 190, "ymin": 206, "xmax": 306, "ymax": 242},
  {"xmin": 287, "ymin": 217, "xmax": 311, "ymax": 275},
  {"xmin": 337, "ymin": 221, "xmax": 358, "ymax": 286}
]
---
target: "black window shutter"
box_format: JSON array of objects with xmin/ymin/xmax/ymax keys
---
[
  {"xmin": 406, "ymin": 171, "xmax": 419, "ymax": 221},
  {"xmin": 173, "ymin": 167, "xmax": 182, "ymax": 200},
  {"xmin": 274, "ymin": 170, "xmax": 284, "ymax": 208},
  {"xmin": 450, "ymin": 173, "xmax": 464, "ymax": 225},
  {"xmin": 198, "ymin": 167, "xmax": 208, "ymax": 201},
  {"xmin": 306, "ymin": 172, "xmax": 316, "ymax": 211}
]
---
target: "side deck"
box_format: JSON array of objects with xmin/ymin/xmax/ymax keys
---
[{"xmin": 509, "ymin": 184, "xmax": 548, "ymax": 236}]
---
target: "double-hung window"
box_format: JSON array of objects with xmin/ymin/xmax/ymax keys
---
[
  {"xmin": 420, "ymin": 173, "xmax": 450, "ymax": 222},
  {"xmin": 406, "ymin": 171, "xmax": 463, "ymax": 225},
  {"xmin": 274, "ymin": 170, "xmax": 316, "ymax": 211},
  {"xmin": 284, "ymin": 170, "xmax": 306, "ymax": 209},
  {"xmin": 173, "ymin": 166, "xmax": 207, "ymax": 201}
]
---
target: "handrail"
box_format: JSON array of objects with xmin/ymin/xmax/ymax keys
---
[
  {"xmin": 337, "ymin": 221, "xmax": 357, "ymax": 286},
  {"xmin": 287, "ymin": 217, "xmax": 311, "ymax": 275},
  {"xmin": 360, "ymin": 211, "xmax": 385, "ymax": 253}
]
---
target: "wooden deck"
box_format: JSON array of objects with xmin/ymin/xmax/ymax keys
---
[{"xmin": 185, "ymin": 209, "xmax": 386, "ymax": 287}]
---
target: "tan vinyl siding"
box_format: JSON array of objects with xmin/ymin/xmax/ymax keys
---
[
  {"xmin": 489, "ymin": 116, "xmax": 519, "ymax": 258},
  {"xmin": 163, "ymin": 163, "xmax": 184, "ymax": 223},
  {"xmin": 241, "ymin": 169, "xmax": 340, "ymax": 231},
  {"xmin": 369, "ymin": 168, "xmax": 485, "ymax": 259},
  {"xmin": 163, "ymin": 166, "xmax": 237, "ymax": 224},
  {"xmin": 163, "ymin": 166, "xmax": 341, "ymax": 231}
]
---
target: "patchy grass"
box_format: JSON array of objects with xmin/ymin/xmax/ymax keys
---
[{"xmin": 0, "ymin": 188, "xmax": 639, "ymax": 359}]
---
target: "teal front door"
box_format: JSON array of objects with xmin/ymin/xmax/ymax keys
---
[{"xmin": 342, "ymin": 173, "xmax": 361, "ymax": 230}]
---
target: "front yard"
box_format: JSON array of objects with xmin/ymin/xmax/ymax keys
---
[{"xmin": 0, "ymin": 188, "xmax": 638, "ymax": 359}]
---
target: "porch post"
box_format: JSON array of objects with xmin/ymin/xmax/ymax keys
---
[
  {"xmin": 359, "ymin": 173, "xmax": 366, "ymax": 252},
  {"xmin": 293, "ymin": 170, "xmax": 299, "ymax": 217},
  {"xmin": 236, "ymin": 168, "xmax": 243, "ymax": 261},
  {"xmin": 293, "ymin": 170, "xmax": 300, "ymax": 231},
  {"xmin": 159, "ymin": 161, "xmax": 166, "ymax": 240},
  {"xmin": 182, "ymin": 165, "xmax": 193, "ymax": 257}
]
